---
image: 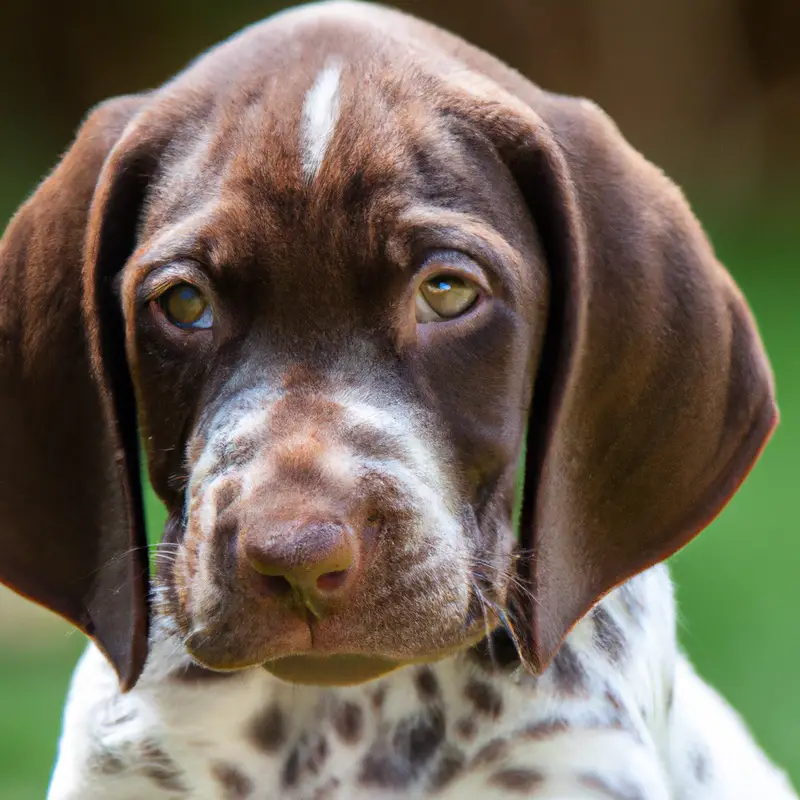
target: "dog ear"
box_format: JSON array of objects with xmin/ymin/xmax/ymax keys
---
[
  {"xmin": 442, "ymin": 83, "xmax": 777, "ymax": 671},
  {"xmin": 0, "ymin": 95, "xmax": 156, "ymax": 690}
]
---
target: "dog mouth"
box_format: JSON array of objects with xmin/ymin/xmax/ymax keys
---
[
  {"xmin": 182, "ymin": 597, "xmax": 495, "ymax": 685},
  {"xmin": 171, "ymin": 474, "xmax": 501, "ymax": 682}
]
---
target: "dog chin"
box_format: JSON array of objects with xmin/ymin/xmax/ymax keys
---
[
  {"xmin": 261, "ymin": 632, "xmax": 489, "ymax": 686},
  {"xmin": 262, "ymin": 654, "xmax": 404, "ymax": 685},
  {"xmin": 180, "ymin": 594, "xmax": 494, "ymax": 683},
  {"xmin": 186, "ymin": 627, "xmax": 490, "ymax": 686}
]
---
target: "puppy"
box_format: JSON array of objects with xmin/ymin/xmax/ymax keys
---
[{"xmin": 0, "ymin": 2, "xmax": 795, "ymax": 798}]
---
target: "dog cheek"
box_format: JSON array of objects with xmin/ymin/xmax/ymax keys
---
[
  {"xmin": 159, "ymin": 543, "xmax": 193, "ymax": 635},
  {"xmin": 371, "ymin": 457, "xmax": 474, "ymax": 631},
  {"xmin": 397, "ymin": 527, "xmax": 472, "ymax": 626},
  {"xmin": 181, "ymin": 497, "xmax": 234, "ymax": 621}
]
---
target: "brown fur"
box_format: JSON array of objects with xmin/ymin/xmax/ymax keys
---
[{"xmin": 0, "ymin": 1, "xmax": 776, "ymax": 691}]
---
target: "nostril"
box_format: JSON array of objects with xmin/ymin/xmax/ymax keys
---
[
  {"xmin": 244, "ymin": 520, "xmax": 359, "ymax": 602},
  {"xmin": 255, "ymin": 573, "xmax": 294, "ymax": 598},
  {"xmin": 315, "ymin": 568, "xmax": 351, "ymax": 593}
]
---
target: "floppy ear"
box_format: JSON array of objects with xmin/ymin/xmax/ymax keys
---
[
  {"xmin": 444, "ymin": 84, "xmax": 777, "ymax": 671},
  {"xmin": 0, "ymin": 95, "xmax": 154, "ymax": 690}
]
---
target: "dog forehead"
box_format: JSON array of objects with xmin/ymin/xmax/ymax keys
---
[
  {"xmin": 137, "ymin": 47, "xmax": 434, "ymax": 252},
  {"xmin": 138, "ymin": 1, "xmax": 488, "ymax": 208},
  {"xmin": 137, "ymin": 81, "xmax": 526, "ymax": 286},
  {"xmin": 127, "ymin": 2, "xmax": 542, "ymax": 325}
]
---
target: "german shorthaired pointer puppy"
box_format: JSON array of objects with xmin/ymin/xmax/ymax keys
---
[{"xmin": 0, "ymin": 2, "xmax": 796, "ymax": 798}]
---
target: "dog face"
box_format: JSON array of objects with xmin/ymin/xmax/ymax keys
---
[
  {"xmin": 123, "ymin": 56, "xmax": 545, "ymax": 681},
  {"xmin": 122, "ymin": 70, "xmax": 547, "ymax": 678},
  {"xmin": 0, "ymin": 1, "xmax": 776, "ymax": 690}
]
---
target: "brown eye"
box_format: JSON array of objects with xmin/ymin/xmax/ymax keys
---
[
  {"xmin": 158, "ymin": 283, "xmax": 213, "ymax": 329},
  {"xmin": 416, "ymin": 274, "xmax": 479, "ymax": 322}
]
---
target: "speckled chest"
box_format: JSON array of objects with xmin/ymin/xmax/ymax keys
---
[
  {"xmin": 94, "ymin": 661, "xmax": 555, "ymax": 799},
  {"xmin": 51, "ymin": 569, "xmax": 687, "ymax": 800},
  {"xmin": 51, "ymin": 566, "xmax": 798, "ymax": 800},
  {"xmin": 70, "ymin": 576, "xmax": 656, "ymax": 800}
]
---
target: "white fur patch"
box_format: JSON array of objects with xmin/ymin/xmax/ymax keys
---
[{"xmin": 301, "ymin": 61, "xmax": 342, "ymax": 182}]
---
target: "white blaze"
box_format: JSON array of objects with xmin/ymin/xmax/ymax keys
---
[{"xmin": 301, "ymin": 61, "xmax": 342, "ymax": 182}]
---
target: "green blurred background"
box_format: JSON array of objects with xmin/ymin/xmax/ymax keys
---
[{"xmin": 0, "ymin": 1, "xmax": 797, "ymax": 797}]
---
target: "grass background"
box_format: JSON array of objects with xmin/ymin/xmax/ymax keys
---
[{"xmin": 0, "ymin": 213, "xmax": 797, "ymax": 797}]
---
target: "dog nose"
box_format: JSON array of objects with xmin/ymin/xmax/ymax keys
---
[{"xmin": 245, "ymin": 521, "xmax": 357, "ymax": 611}]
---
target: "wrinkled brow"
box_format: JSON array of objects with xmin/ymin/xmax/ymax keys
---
[
  {"xmin": 129, "ymin": 205, "xmax": 223, "ymax": 269},
  {"xmin": 393, "ymin": 206, "xmax": 527, "ymax": 300}
]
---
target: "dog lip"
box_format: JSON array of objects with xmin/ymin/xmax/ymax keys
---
[
  {"xmin": 262, "ymin": 653, "xmax": 402, "ymax": 686},
  {"xmin": 183, "ymin": 606, "xmax": 490, "ymax": 674},
  {"xmin": 260, "ymin": 626, "xmax": 492, "ymax": 686}
]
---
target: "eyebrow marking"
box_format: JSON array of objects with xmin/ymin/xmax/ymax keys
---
[{"xmin": 301, "ymin": 61, "xmax": 342, "ymax": 183}]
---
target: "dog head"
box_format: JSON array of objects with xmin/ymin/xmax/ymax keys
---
[{"xmin": 0, "ymin": 1, "xmax": 776, "ymax": 689}]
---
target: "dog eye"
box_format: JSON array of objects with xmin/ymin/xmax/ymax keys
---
[
  {"xmin": 158, "ymin": 283, "xmax": 213, "ymax": 329},
  {"xmin": 416, "ymin": 274, "xmax": 479, "ymax": 322}
]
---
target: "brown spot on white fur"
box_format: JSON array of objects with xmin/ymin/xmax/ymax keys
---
[
  {"xmin": 140, "ymin": 741, "xmax": 188, "ymax": 793},
  {"xmin": 211, "ymin": 762, "xmax": 254, "ymax": 799},
  {"xmin": 593, "ymin": 606, "xmax": 627, "ymax": 663},
  {"xmin": 549, "ymin": 644, "xmax": 588, "ymax": 694},
  {"xmin": 472, "ymin": 738, "xmax": 508, "ymax": 766},
  {"xmin": 487, "ymin": 767, "xmax": 545, "ymax": 792},
  {"xmin": 248, "ymin": 705, "xmax": 287, "ymax": 753},
  {"xmin": 333, "ymin": 701, "xmax": 365, "ymax": 744},
  {"xmin": 464, "ymin": 679, "xmax": 503, "ymax": 718}
]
